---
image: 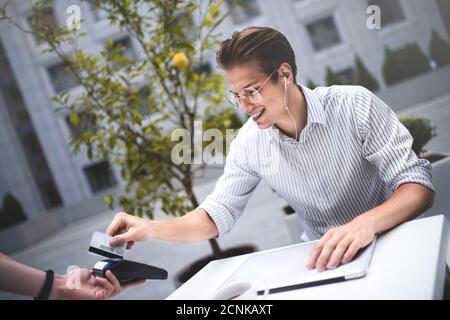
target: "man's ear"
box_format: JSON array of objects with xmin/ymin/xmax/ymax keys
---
[
  {"xmin": 281, "ymin": 72, "xmax": 292, "ymax": 86},
  {"xmin": 279, "ymin": 63, "xmax": 294, "ymax": 84}
]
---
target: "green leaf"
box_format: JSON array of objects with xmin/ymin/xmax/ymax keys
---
[
  {"xmin": 203, "ymin": 17, "xmax": 213, "ymax": 28},
  {"xmin": 131, "ymin": 110, "xmax": 142, "ymax": 124},
  {"xmin": 102, "ymin": 194, "xmax": 114, "ymax": 209},
  {"xmin": 209, "ymin": 2, "xmax": 221, "ymax": 18},
  {"xmin": 120, "ymin": 168, "xmax": 127, "ymax": 179},
  {"xmin": 108, "ymin": 136, "xmax": 117, "ymax": 149},
  {"xmin": 69, "ymin": 112, "xmax": 79, "ymax": 127}
]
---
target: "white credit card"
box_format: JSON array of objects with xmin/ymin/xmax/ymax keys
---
[{"xmin": 88, "ymin": 231, "xmax": 126, "ymax": 259}]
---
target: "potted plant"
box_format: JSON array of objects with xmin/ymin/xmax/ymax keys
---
[{"xmin": 399, "ymin": 116, "xmax": 446, "ymax": 163}]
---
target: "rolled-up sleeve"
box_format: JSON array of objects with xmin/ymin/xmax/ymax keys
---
[
  {"xmin": 353, "ymin": 86, "xmax": 435, "ymax": 196},
  {"xmin": 198, "ymin": 126, "xmax": 261, "ymax": 237}
]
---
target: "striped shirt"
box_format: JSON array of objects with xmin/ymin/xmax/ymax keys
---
[{"xmin": 198, "ymin": 85, "xmax": 435, "ymax": 241}]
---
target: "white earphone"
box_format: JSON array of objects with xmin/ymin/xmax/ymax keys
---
[
  {"xmin": 282, "ymin": 74, "xmax": 298, "ymax": 141},
  {"xmin": 283, "ymin": 76, "xmax": 288, "ymax": 110}
]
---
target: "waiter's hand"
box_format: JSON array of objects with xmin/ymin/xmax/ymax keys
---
[
  {"xmin": 52, "ymin": 269, "xmax": 145, "ymax": 300},
  {"xmin": 306, "ymin": 215, "xmax": 376, "ymax": 271}
]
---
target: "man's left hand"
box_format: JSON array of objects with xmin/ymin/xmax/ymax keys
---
[{"xmin": 307, "ymin": 215, "xmax": 377, "ymax": 272}]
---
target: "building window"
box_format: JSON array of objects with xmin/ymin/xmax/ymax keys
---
[
  {"xmin": 368, "ymin": 0, "xmax": 405, "ymax": 27},
  {"xmin": 0, "ymin": 41, "xmax": 63, "ymax": 209},
  {"xmin": 83, "ymin": 161, "xmax": 117, "ymax": 193},
  {"xmin": 336, "ymin": 67, "xmax": 355, "ymax": 84},
  {"xmin": 27, "ymin": 4, "xmax": 57, "ymax": 45},
  {"xmin": 47, "ymin": 62, "xmax": 79, "ymax": 93},
  {"xmin": 227, "ymin": 0, "xmax": 261, "ymax": 24},
  {"xmin": 306, "ymin": 15, "xmax": 342, "ymax": 52}
]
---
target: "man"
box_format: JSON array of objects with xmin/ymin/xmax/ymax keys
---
[{"xmin": 106, "ymin": 27, "xmax": 434, "ymax": 272}]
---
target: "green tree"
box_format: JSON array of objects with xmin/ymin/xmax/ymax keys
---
[
  {"xmin": 1, "ymin": 0, "xmax": 239, "ymax": 258},
  {"xmin": 400, "ymin": 117, "xmax": 436, "ymax": 155},
  {"xmin": 430, "ymin": 29, "xmax": 450, "ymax": 68},
  {"xmin": 325, "ymin": 67, "xmax": 344, "ymax": 86},
  {"xmin": 354, "ymin": 55, "xmax": 379, "ymax": 92}
]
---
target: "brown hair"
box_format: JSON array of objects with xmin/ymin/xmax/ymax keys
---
[{"xmin": 216, "ymin": 26, "xmax": 297, "ymax": 83}]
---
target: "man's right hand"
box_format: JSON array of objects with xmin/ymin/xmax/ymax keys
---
[
  {"xmin": 106, "ymin": 212, "xmax": 152, "ymax": 249},
  {"xmin": 107, "ymin": 209, "xmax": 218, "ymax": 245}
]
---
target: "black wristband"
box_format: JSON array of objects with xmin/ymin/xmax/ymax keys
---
[{"xmin": 35, "ymin": 270, "xmax": 54, "ymax": 300}]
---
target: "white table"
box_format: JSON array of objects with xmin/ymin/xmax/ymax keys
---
[{"xmin": 167, "ymin": 215, "xmax": 449, "ymax": 300}]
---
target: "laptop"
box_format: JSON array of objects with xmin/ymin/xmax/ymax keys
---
[{"xmin": 216, "ymin": 237, "xmax": 377, "ymax": 296}]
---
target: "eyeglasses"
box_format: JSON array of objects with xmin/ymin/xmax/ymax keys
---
[{"xmin": 227, "ymin": 69, "xmax": 277, "ymax": 109}]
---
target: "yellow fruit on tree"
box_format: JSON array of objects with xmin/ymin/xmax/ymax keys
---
[{"xmin": 172, "ymin": 52, "xmax": 189, "ymax": 70}]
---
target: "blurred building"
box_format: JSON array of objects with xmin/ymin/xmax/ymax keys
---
[
  {"xmin": 1, "ymin": 0, "xmax": 450, "ymax": 252},
  {"xmin": 220, "ymin": 0, "xmax": 450, "ymax": 92}
]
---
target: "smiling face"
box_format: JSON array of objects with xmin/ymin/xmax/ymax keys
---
[{"xmin": 226, "ymin": 61, "xmax": 286, "ymax": 129}]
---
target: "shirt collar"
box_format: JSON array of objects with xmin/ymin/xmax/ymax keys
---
[
  {"xmin": 299, "ymin": 84, "xmax": 326, "ymax": 126},
  {"xmin": 266, "ymin": 84, "xmax": 326, "ymax": 142}
]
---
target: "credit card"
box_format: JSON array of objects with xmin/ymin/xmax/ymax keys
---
[{"xmin": 88, "ymin": 231, "xmax": 126, "ymax": 259}]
